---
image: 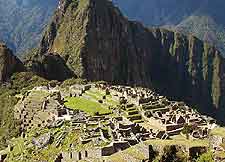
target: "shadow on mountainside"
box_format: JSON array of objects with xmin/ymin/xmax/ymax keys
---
[
  {"xmin": 24, "ymin": 52, "xmax": 75, "ymax": 81},
  {"xmin": 148, "ymin": 33, "xmax": 225, "ymax": 125}
]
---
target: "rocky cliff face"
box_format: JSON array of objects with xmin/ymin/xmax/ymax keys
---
[
  {"xmin": 0, "ymin": 43, "xmax": 24, "ymax": 82},
  {"xmin": 30, "ymin": 0, "xmax": 225, "ymax": 122}
]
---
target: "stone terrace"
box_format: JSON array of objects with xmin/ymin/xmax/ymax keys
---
[
  {"xmin": 10, "ymin": 83, "xmax": 219, "ymax": 162},
  {"xmin": 96, "ymin": 83, "xmax": 217, "ymax": 139}
]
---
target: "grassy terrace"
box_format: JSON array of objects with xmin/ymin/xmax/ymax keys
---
[
  {"xmin": 125, "ymin": 106, "xmax": 144, "ymax": 123},
  {"xmin": 7, "ymin": 126, "xmax": 87, "ymax": 162},
  {"xmin": 65, "ymin": 97, "xmax": 111, "ymax": 116},
  {"xmin": 145, "ymin": 138, "xmax": 209, "ymax": 147},
  {"xmin": 215, "ymin": 151, "xmax": 225, "ymax": 159},
  {"xmin": 85, "ymin": 88, "xmax": 119, "ymax": 106},
  {"xmin": 210, "ymin": 127, "xmax": 225, "ymax": 137},
  {"xmin": 107, "ymin": 138, "xmax": 210, "ymax": 162},
  {"xmin": 109, "ymin": 145, "xmax": 146, "ymax": 161}
]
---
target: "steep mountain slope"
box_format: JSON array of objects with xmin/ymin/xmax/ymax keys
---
[
  {"xmin": 0, "ymin": 0, "xmax": 58, "ymax": 54},
  {"xmin": 1, "ymin": 0, "xmax": 225, "ymax": 57},
  {"xmin": 0, "ymin": 43, "xmax": 24, "ymax": 82},
  {"xmin": 112, "ymin": 0, "xmax": 225, "ymax": 56},
  {"xmin": 27, "ymin": 0, "xmax": 225, "ymax": 122}
]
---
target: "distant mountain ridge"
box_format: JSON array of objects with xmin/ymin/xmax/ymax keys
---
[
  {"xmin": 113, "ymin": 0, "xmax": 225, "ymax": 26},
  {"xmin": 175, "ymin": 15, "xmax": 225, "ymax": 54},
  {"xmin": 0, "ymin": 0, "xmax": 57, "ymax": 54},
  {"xmin": 113, "ymin": 0, "xmax": 225, "ymax": 56}
]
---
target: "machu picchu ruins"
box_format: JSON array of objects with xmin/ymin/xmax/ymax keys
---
[{"xmin": 1, "ymin": 81, "xmax": 225, "ymax": 162}]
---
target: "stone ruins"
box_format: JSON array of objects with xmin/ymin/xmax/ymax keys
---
[{"xmin": 7, "ymin": 82, "xmax": 220, "ymax": 161}]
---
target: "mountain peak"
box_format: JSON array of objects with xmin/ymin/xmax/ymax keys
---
[{"xmin": 38, "ymin": 0, "xmax": 126, "ymax": 78}]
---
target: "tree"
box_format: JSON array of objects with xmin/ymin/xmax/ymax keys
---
[{"xmin": 182, "ymin": 123, "xmax": 193, "ymax": 140}]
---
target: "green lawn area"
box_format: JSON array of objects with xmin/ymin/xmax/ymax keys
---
[
  {"xmin": 109, "ymin": 148, "xmax": 145, "ymax": 162},
  {"xmin": 65, "ymin": 97, "xmax": 111, "ymax": 115},
  {"xmin": 210, "ymin": 127, "xmax": 225, "ymax": 137},
  {"xmin": 9, "ymin": 137, "xmax": 25, "ymax": 157},
  {"xmin": 145, "ymin": 138, "xmax": 209, "ymax": 147},
  {"xmin": 215, "ymin": 151, "xmax": 225, "ymax": 159},
  {"xmin": 85, "ymin": 89, "xmax": 119, "ymax": 106}
]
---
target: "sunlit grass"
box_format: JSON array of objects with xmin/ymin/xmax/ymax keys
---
[{"xmin": 65, "ymin": 97, "xmax": 111, "ymax": 115}]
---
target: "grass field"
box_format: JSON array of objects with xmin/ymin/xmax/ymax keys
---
[
  {"xmin": 65, "ymin": 97, "xmax": 111, "ymax": 115},
  {"xmin": 145, "ymin": 138, "xmax": 209, "ymax": 147},
  {"xmin": 109, "ymin": 147, "xmax": 146, "ymax": 161},
  {"xmin": 85, "ymin": 88, "xmax": 119, "ymax": 106},
  {"xmin": 210, "ymin": 127, "xmax": 225, "ymax": 137}
]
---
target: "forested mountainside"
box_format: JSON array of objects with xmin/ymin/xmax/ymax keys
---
[
  {"xmin": 24, "ymin": 0, "xmax": 225, "ymax": 123},
  {"xmin": 0, "ymin": 0, "xmax": 57, "ymax": 54}
]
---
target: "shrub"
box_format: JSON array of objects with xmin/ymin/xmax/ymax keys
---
[
  {"xmin": 61, "ymin": 78, "xmax": 87, "ymax": 88},
  {"xmin": 196, "ymin": 152, "xmax": 214, "ymax": 162},
  {"xmin": 94, "ymin": 111, "xmax": 100, "ymax": 116},
  {"xmin": 49, "ymin": 80, "xmax": 60, "ymax": 87}
]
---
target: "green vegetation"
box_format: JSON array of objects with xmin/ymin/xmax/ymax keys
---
[
  {"xmin": 0, "ymin": 94, "xmax": 19, "ymax": 150},
  {"xmin": 215, "ymin": 151, "xmax": 225, "ymax": 159},
  {"xmin": 65, "ymin": 97, "xmax": 111, "ymax": 115},
  {"xmin": 43, "ymin": 0, "xmax": 90, "ymax": 77},
  {"xmin": 125, "ymin": 147, "xmax": 146, "ymax": 160},
  {"xmin": 10, "ymin": 72, "xmax": 48, "ymax": 93},
  {"xmin": 61, "ymin": 78, "xmax": 88, "ymax": 88},
  {"xmin": 145, "ymin": 139, "xmax": 209, "ymax": 147},
  {"xmin": 182, "ymin": 123, "xmax": 194, "ymax": 139},
  {"xmin": 0, "ymin": 72, "xmax": 49, "ymax": 149},
  {"xmin": 210, "ymin": 127, "xmax": 225, "ymax": 137},
  {"xmin": 85, "ymin": 89, "xmax": 119, "ymax": 106},
  {"xmin": 6, "ymin": 126, "xmax": 68, "ymax": 162},
  {"xmin": 109, "ymin": 146, "xmax": 146, "ymax": 161},
  {"xmin": 196, "ymin": 151, "xmax": 214, "ymax": 162}
]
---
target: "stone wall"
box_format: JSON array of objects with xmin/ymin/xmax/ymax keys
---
[
  {"xmin": 209, "ymin": 135, "xmax": 223, "ymax": 149},
  {"xmin": 189, "ymin": 146, "xmax": 208, "ymax": 159},
  {"xmin": 101, "ymin": 145, "xmax": 115, "ymax": 156},
  {"xmin": 61, "ymin": 148, "xmax": 101, "ymax": 162},
  {"xmin": 166, "ymin": 124, "xmax": 184, "ymax": 131}
]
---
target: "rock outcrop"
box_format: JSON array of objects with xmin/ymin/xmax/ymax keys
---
[
  {"xmin": 0, "ymin": 42, "xmax": 24, "ymax": 82},
  {"xmin": 29, "ymin": 0, "xmax": 225, "ymax": 122}
]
